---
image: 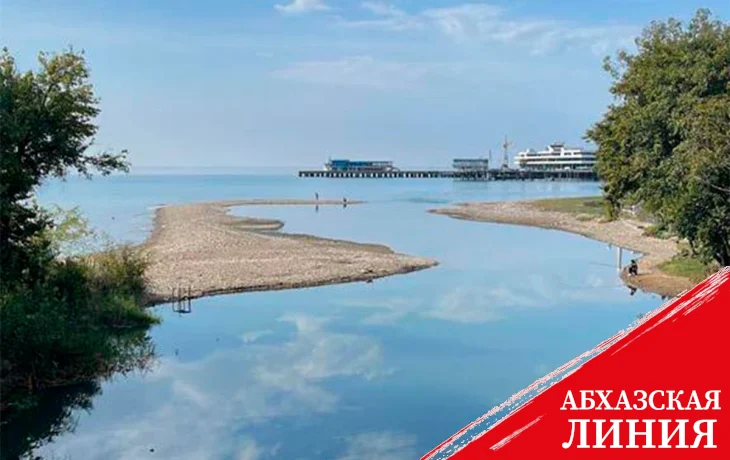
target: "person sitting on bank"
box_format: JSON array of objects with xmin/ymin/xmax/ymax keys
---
[{"xmin": 628, "ymin": 259, "xmax": 639, "ymax": 277}]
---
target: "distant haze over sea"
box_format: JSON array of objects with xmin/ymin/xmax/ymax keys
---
[{"xmin": 127, "ymin": 163, "xmax": 463, "ymax": 175}]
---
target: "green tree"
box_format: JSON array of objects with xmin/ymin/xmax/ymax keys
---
[
  {"xmin": 587, "ymin": 9, "xmax": 730, "ymax": 266},
  {"xmin": 0, "ymin": 47, "xmax": 128, "ymax": 286},
  {"xmin": 0, "ymin": 49, "xmax": 158, "ymax": 413}
]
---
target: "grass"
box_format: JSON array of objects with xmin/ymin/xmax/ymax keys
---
[
  {"xmin": 530, "ymin": 196, "xmax": 660, "ymax": 224},
  {"xmin": 530, "ymin": 196, "xmax": 607, "ymax": 219},
  {"xmin": 658, "ymin": 254, "xmax": 720, "ymax": 284},
  {"xmin": 529, "ymin": 197, "xmax": 720, "ymax": 284},
  {"xmin": 1, "ymin": 244, "xmax": 159, "ymax": 412}
]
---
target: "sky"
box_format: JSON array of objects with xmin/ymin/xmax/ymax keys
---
[{"xmin": 2, "ymin": 1, "xmax": 729, "ymax": 169}]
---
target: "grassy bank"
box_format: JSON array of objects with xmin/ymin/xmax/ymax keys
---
[
  {"xmin": 658, "ymin": 254, "xmax": 720, "ymax": 284},
  {"xmin": 529, "ymin": 196, "xmax": 718, "ymax": 283},
  {"xmin": 0, "ymin": 246, "xmax": 159, "ymax": 413},
  {"xmin": 530, "ymin": 196, "xmax": 606, "ymax": 220},
  {"xmin": 531, "ymin": 196, "xmax": 657, "ymax": 223}
]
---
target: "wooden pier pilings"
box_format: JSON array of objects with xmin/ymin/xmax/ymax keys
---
[{"xmin": 297, "ymin": 169, "xmax": 598, "ymax": 181}]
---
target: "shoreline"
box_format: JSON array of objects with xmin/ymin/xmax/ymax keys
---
[
  {"xmin": 430, "ymin": 200, "xmax": 695, "ymax": 298},
  {"xmin": 142, "ymin": 199, "xmax": 438, "ymax": 305}
]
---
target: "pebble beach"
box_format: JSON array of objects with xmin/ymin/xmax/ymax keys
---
[
  {"xmin": 431, "ymin": 200, "xmax": 695, "ymax": 298},
  {"xmin": 142, "ymin": 199, "xmax": 438, "ymax": 304}
]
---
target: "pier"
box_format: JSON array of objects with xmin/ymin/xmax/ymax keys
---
[{"xmin": 298, "ymin": 168, "xmax": 598, "ymax": 181}]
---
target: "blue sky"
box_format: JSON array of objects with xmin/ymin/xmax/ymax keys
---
[{"xmin": 3, "ymin": 1, "xmax": 728, "ymax": 169}]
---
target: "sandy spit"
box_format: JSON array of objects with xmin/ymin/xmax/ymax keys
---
[
  {"xmin": 430, "ymin": 201, "xmax": 694, "ymax": 298},
  {"xmin": 142, "ymin": 199, "xmax": 438, "ymax": 304}
]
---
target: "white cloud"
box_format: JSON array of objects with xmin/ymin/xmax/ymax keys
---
[
  {"xmin": 421, "ymin": 4, "xmax": 503, "ymax": 42},
  {"xmin": 34, "ymin": 314, "xmax": 389, "ymax": 459},
  {"xmin": 272, "ymin": 55, "xmax": 433, "ymax": 89},
  {"xmin": 340, "ymin": 2, "xmax": 423, "ymax": 31},
  {"xmin": 339, "ymin": 2, "xmax": 636, "ymax": 55},
  {"xmin": 235, "ymin": 438, "xmax": 281, "ymax": 460},
  {"xmin": 236, "ymin": 438, "xmax": 260, "ymax": 460},
  {"xmin": 361, "ymin": 2, "xmax": 405, "ymax": 17},
  {"xmin": 241, "ymin": 329, "xmax": 273, "ymax": 343},
  {"xmin": 427, "ymin": 285, "xmax": 537, "ymax": 323},
  {"xmin": 338, "ymin": 431, "xmax": 418, "ymax": 460},
  {"xmin": 275, "ymin": 0, "xmax": 330, "ymax": 15},
  {"xmin": 341, "ymin": 297, "xmax": 417, "ymax": 325},
  {"xmin": 172, "ymin": 380, "xmax": 212, "ymax": 408},
  {"xmin": 362, "ymin": 310, "xmax": 409, "ymax": 325},
  {"xmin": 339, "ymin": 271, "xmax": 634, "ymax": 326}
]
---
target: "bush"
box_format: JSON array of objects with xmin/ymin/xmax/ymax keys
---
[
  {"xmin": 642, "ymin": 224, "xmax": 671, "ymax": 239},
  {"xmin": 0, "ymin": 330, "xmax": 156, "ymax": 459},
  {"xmin": 85, "ymin": 246, "xmax": 150, "ymax": 308},
  {"xmin": 0, "ymin": 244, "xmax": 158, "ymax": 407}
]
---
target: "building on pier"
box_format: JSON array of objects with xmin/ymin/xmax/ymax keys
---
[
  {"xmin": 453, "ymin": 158, "xmax": 489, "ymax": 172},
  {"xmin": 324, "ymin": 159, "xmax": 397, "ymax": 172},
  {"xmin": 514, "ymin": 143, "xmax": 596, "ymax": 171},
  {"xmin": 453, "ymin": 158, "xmax": 490, "ymax": 180}
]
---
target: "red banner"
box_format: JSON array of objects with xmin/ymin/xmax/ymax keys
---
[{"xmin": 424, "ymin": 267, "xmax": 730, "ymax": 459}]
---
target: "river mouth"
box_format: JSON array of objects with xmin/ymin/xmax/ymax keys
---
[{"xmin": 17, "ymin": 176, "xmax": 662, "ymax": 459}]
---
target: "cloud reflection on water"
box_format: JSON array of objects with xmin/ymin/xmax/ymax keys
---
[
  {"xmin": 338, "ymin": 431, "xmax": 418, "ymax": 460},
  {"xmin": 35, "ymin": 313, "xmax": 406, "ymax": 460},
  {"xmin": 342, "ymin": 270, "xmax": 637, "ymax": 326}
]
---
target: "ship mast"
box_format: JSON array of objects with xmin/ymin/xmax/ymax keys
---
[{"xmin": 502, "ymin": 136, "xmax": 511, "ymax": 169}]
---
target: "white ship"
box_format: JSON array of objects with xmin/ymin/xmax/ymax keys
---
[{"xmin": 514, "ymin": 143, "xmax": 596, "ymax": 171}]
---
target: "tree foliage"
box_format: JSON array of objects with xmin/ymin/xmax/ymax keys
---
[
  {"xmin": 0, "ymin": 47, "xmax": 128, "ymax": 286},
  {"xmin": 0, "ymin": 49, "xmax": 157, "ymax": 417},
  {"xmin": 587, "ymin": 9, "xmax": 730, "ymax": 266}
]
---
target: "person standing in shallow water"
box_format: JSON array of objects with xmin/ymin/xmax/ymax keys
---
[{"xmin": 628, "ymin": 259, "xmax": 639, "ymax": 277}]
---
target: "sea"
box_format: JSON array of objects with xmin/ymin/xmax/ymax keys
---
[{"xmin": 11, "ymin": 171, "xmax": 663, "ymax": 459}]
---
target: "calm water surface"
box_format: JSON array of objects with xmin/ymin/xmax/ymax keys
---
[{"xmin": 21, "ymin": 175, "xmax": 662, "ymax": 459}]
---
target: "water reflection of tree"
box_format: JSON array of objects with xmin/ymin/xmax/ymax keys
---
[{"xmin": 1, "ymin": 330, "xmax": 156, "ymax": 460}]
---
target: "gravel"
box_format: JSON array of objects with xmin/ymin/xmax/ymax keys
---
[
  {"xmin": 431, "ymin": 200, "xmax": 694, "ymax": 298},
  {"xmin": 142, "ymin": 199, "xmax": 438, "ymax": 304}
]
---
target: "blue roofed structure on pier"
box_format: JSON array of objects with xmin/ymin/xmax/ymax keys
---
[{"xmin": 324, "ymin": 159, "xmax": 398, "ymax": 172}]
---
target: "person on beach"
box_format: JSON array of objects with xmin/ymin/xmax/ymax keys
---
[
  {"xmin": 343, "ymin": 197, "xmax": 347, "ymax": 208},
  {"xmin": 315, "ymin": 192, "xmax": 319, "ymax": 202},
  {"xmin": 628, "ymin": 259, "xmax": 639, "ymax": 277}
]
